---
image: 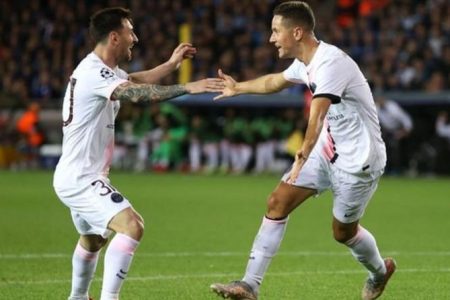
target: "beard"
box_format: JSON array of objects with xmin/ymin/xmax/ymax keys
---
[{"xmin": 117, "ymin": 48, "xmax": 132, "ymax": 64}]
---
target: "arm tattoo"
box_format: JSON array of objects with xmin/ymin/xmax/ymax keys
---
[{"xmin": 112, "ymin": 82, "xmax": 187, "ymax": 103}]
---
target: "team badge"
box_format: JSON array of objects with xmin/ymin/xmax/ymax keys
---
[
  {"xmin": 111, "ymin": 192, "xmax": 124, "ymax": 203},
  {"xmin": 100, "ymin": 68, "xmax": 115, "ymax": 79}
]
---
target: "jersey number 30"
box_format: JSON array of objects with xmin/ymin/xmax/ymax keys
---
[{"xmin": 63, "ymin": 78, "xmax": 77, "ymax": 127}]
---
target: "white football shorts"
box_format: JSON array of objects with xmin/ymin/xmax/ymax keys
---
[
  {"xmin": 281, "ymin": 150, "xmax": 383, "ymax": 224},
  {"xmin": 54, "ymin": 177, "xmax": 131, "ymax": 238}
]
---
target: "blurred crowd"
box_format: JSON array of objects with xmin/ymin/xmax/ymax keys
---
[
  {"xmin": 0, "ymin": 0, "xmax": 448, "ymax": 108},
  {"xmin": 0, "ymin": 0, "xmax": 449, "ymax": 174},
  {"xmin": 112, "ymin": 104, "xmax": 306, "ymax": 174}
]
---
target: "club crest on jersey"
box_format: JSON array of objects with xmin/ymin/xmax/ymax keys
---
[
  {"xmin": 100, "ymin": 68, "xmax": 115, "ymax": 79},
  {"xmin": 111, "ymin": 192, "xmax": 124, "ymax": 203}
]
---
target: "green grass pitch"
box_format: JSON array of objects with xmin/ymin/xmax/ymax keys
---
[{"xmin": 0, "ymin": 171, "xmax": 449, "ymax": 299}]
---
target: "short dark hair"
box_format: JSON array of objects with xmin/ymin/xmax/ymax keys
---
[
  {"xmin": 273, "ymin": 1, "xmax": 315, "ymax": 32},
  {"xmin": 89, "ymin": 7, "xmax": 132, "ymax": 44}
]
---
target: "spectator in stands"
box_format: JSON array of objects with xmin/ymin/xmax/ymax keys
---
[
  {"xmin": 0, "ymin": 111, "xmax": 21, "ymax": 168},
  {"xmin": 2, "ymin": 0, "xmax": 447, "ymax": 110},
  {"xmin": 251, "ymin": 114, "xmax": 276, "ymax": 174},
  {"xmin": 434, "ymin": 111, "xmax": 450, "ymax": 173},
  {"xmin": 188, "ymin": 114, "xmax": 220, "ymax": 173},
  {"xmin": 408, "ymin": 110, "xmax": 449, "ymax": 176},
  {"xmin": 15, "ymin": 102, "xmax": 45, "ymax": 168},
  {"xmin": 151, "ymin": 107, "xmax": 189, "ymax": 172},
  {"xmin": 375, "ymin": 95, "xmax": 413, "ymax": 175},
  {"xmin": 436, "ymin": 111, "xmax": 450, "ymax": 143},
  {"xmin": 218, "ymin": 108, "xmax": 235, "ymax": 173},
  {"xmin": 228, "ymin": 111, "xmax": 254, "ymax": 174}
]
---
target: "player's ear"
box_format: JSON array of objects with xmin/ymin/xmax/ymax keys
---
[
  {"xmin": 293, "ymin": 26, "xmax": 303, "ymax": 41},
  {"xmin": 109, "ymin": 31, "xmax": 120, "ymax": 45}
]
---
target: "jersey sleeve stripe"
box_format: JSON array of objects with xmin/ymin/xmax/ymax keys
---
[{"xmin": 313, "ymin": 93, "xmax": 341, "ymax": 104}]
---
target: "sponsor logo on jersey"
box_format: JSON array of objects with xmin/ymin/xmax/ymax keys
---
[{"xmin": 327, "ymin": 114, "xmax": 344, "ymax": 121}]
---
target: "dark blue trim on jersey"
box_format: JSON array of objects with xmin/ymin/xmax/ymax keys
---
[
  {"xmin": 313, "ymin": 93, "xmax": 341, "ymax": 104},
  {"xmin": 330, "ymin": 153, "xmax": 339, "ymax": 164}
]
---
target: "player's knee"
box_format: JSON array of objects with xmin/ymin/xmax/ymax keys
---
[
  {"xmin": 116, "ymin": 216, "xmax": 144, "ymax": 241},
  {"xmin": 266, "ymin": 192, "xmax": 288, "ymax": 217},
  {"xmin": 123, "ymin": 217, "xmax": 145, "ymax": 241},
  {"xmin": 97, "ymin": 237, "xmax": 108, "ymax": 248},
  {"xmin": 333, "ymin": 229, "xmax": 354, "ymax": 244},
  {"xmin": 80, "ymin": 235, "xmax": 108, "ymax": 251},
  {"xmin": 333, "ymin": 219, "xmax": 359, "ymax": 244}
]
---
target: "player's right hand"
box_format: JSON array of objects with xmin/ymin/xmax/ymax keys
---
[{"xmin": 213, "ymin": 69, "xmax": 238, "ymax": 100}]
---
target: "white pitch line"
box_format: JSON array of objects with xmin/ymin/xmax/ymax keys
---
[
  {"xmin": 2, "ymin": 251, "xmax": 450, "ymax": 260},
  {"xmin": 2, "ymin": 268, "xmax": 450, "ymax": 286}
]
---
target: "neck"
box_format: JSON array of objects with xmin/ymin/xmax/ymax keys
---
[
  {"xmin": 297, "ymin": 34, "xmax": 320, "ymax": 65},
  {"xmin": 93, "ymin": 44, "xmax": 118, "ymax": 69}
]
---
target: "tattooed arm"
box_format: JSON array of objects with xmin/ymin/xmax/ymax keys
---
[
  {"xmin": 111, "ymin": 78, "xmax": 224, "ymax": 103},
  {"xmin": 111, "ymin": 81, "xmax": 187, "ymax": 103}
]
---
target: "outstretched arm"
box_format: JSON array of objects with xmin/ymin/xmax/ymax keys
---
[
  {"xmin": 111, "ymin": 78, "xmax": 224, "ymax": 103},
  {"xmin": 128, "ymin": 43, "xmax": 196, "ymax": 84},
  {"xmin": 288, "ymin": 97, "xmax": 331, "ymax": 183},
  {"xmin": 111, "ymin": 82, "xmax": 187, "ymax": 103},
  {"xmin": 214, "ymin": 69, "xmax": 293, "ymax": 100}
]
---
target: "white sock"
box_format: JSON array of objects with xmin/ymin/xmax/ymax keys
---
[
  {"xmin": 242, "ymin": 216, "xmax": 288, "ymax": 292},
  {"xmin": 345, "ymin": 226, "xmax": 386, "ymax": 281},
  {"xmin": 100, "ymin": 233, "xmax": 139, "ymax": 300},
  {"xmin": 68, "ymin": 243, "xmax": 100, "ymax": 300}
]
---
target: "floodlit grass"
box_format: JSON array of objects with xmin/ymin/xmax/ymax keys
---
[{"xmin": 0, "ymin": 171, "xmax": 449, "ymax": 299}]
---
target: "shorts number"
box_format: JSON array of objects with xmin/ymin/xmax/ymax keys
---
[{"xmin": 91, "ymin": 179, "xmax": 116, "ymax": 196}]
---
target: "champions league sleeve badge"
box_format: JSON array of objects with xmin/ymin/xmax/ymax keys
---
[{"xmin": 100, "ymin": 67, "xmax": 115, "ymax": 80}]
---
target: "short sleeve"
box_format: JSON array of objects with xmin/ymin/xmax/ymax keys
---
[
  {"xmin": 283, "ymin": 59, "xmax": 306, "ymax": 84},
  {"xmin": 115, "ymin": 67, "xmax": 129, "ymax": 80},
  {"xmin": 92, "ymin": 67, "xmax": 128, "ymax": 100},
  {"xmin": 312, "ymin": 57, "xmax": 351, "ymax": 104}
]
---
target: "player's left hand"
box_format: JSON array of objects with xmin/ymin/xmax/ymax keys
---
[
  {"xmin": 287, "ymin": 150, "xmax": 307, "ymax": 184},
  {"xmin": 185, "ymin": 78, "xmax": 225, "ymax": 94},
  {"xmin": 168, "ymin": 43, "xmax": 197, "ymax": 69},
  {"xmin": 213, "ymin": 69, "xmax": 238, "ymax": 100}
]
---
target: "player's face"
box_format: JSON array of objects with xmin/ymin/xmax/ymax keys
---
[
  {"xmin": 269, "ymin": 15, "xmax": 296, "ymax": 59},
  {"xmin": 117, "ymin": 19, "xmax": 138, "ymax": 62}
]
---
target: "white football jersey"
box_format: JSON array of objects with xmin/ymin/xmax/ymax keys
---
[
  {"xmin": 54, "ymin": 52, "xmax": 128, "ymax": 188},
  {"xmin": 283, "ymin": 41, "xmax": 386, "ymax": 174}
]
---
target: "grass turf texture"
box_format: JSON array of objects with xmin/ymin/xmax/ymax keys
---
[{"xmin": 0, "ymin": 171, "xmax": 449, "ymax": 299}]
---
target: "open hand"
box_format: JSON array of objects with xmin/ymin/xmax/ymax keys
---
[
  {"xmin": 168, "ymin": 43, "xmax": 197, "ymax": 69},
  {"xmin": 213, "ymin": 69, "xmax": 238, "ymax": 100},
  {"xmin": 287, "ymin": 150, "xmax": 307, "ymax": 184},
  {"xmin": 186, "ymin": 78, "xmax": 225, "ymax": 94}
]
